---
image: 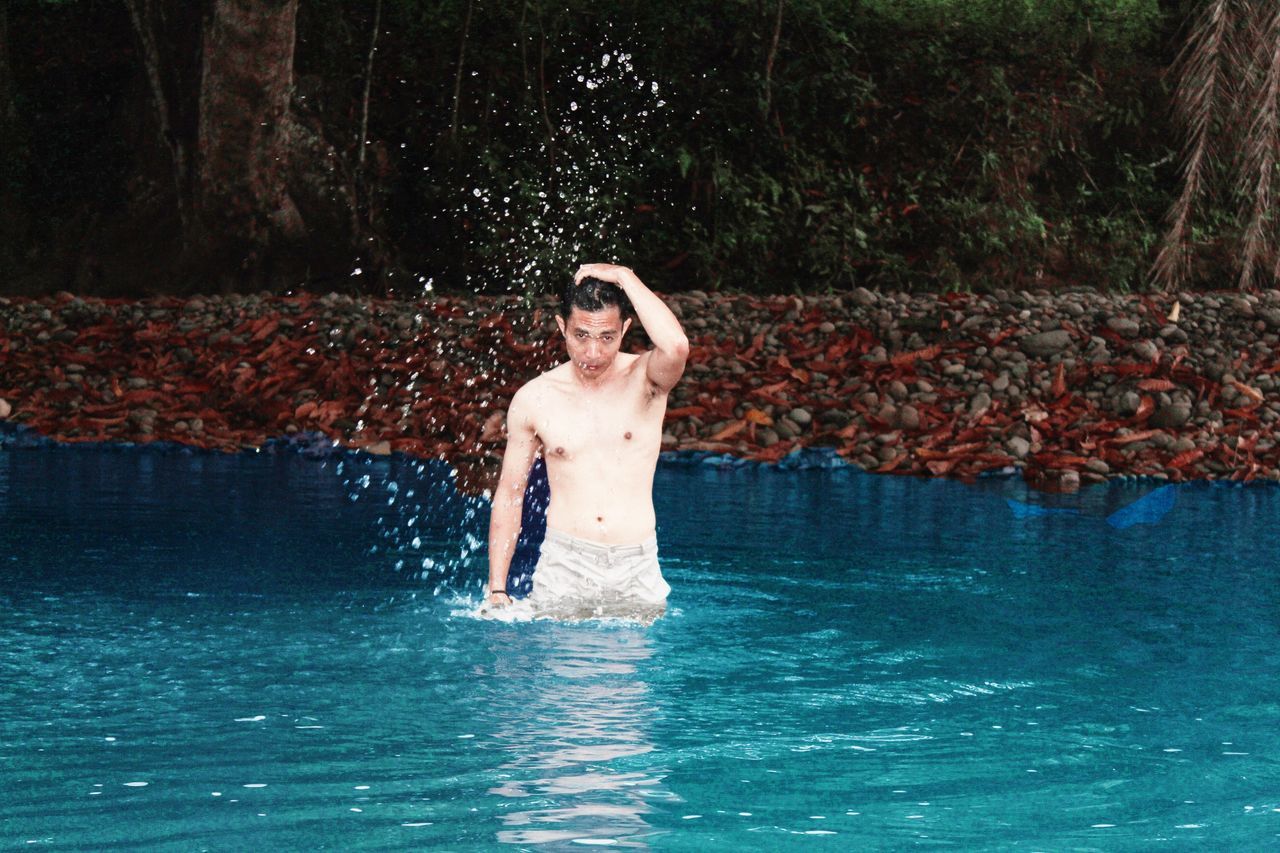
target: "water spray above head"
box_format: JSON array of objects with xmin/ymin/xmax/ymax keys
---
[{"xmin": 559, "ymin": 275, "xmax": 633, "ymax": 321}]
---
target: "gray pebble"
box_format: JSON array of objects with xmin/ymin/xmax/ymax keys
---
[
  {"xmin": 1085, "ymin": 458, "xmax": 1110, "ymax": 475},
  {"xmin": 1132, "ymin": 340, "xmax": 1160, "ymax": 361},
  {"xmin": 1150, "ymin": 401, "xmax": 1192, "ymax": 429},
  {"xmin": 1020, "ymin": 329, "xmax": 1073, "ymax": 357},
  {"xmin": 1106, "ymin": 317, "xmax": 1140, "ymax": 337}
]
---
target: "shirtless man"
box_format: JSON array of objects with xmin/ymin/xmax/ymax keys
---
[{"xmin": 486, "ymin": 263, "xmax": 689, "ymax": 616}]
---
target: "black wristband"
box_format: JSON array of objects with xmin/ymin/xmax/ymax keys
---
[{"xmin": 489, "ymin": 588, "xmax": 509, "ymax": 596}]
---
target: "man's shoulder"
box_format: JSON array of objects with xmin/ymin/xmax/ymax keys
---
[{"xmin": 513, "ymin": 363, "xmax": 568, "ymax": 399}]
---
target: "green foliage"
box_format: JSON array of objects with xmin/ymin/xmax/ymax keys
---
[
  {"xmin": 5, "ymin": 1, "xmax": 135, "ymax": 265},
  {"xmin": 860, "ymin": 0, "xmax": 1163, "ymax": 52},
  {"xmin": 8, "ymin": 0, "xmax": 1196, "ymax": 294},
  {"xmin": 396, "ymin": 0, "xmax": 1181, "ymax": 294}
]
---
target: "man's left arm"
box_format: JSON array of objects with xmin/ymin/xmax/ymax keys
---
[{"xmin": 576, "ymin": 263, "xmax": 689, "ymax": 392}]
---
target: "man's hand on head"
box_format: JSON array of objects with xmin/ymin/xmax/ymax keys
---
[
  {"xmin": 488, "ymin": 591, "xmax": 511, "ymax": 607},
  {"xmin": 575, "ymin": 263, "xmax": 635, "ymax": 287}
]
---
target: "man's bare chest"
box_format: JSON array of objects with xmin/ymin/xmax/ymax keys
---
[{"xmin": 534, "ymin": 391, "xmax": 663, "ymax": 460}]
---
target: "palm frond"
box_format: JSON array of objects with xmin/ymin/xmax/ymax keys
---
[
  {"xmin": 1153, "ymin": 0, "xmax": 1235, "ymax": 290},
  {"xmin": 1150, "ymin": 0, "xmax": 1280, "ymax": 290},
  {"xmin": 1234, "ymin": 3, "xmax": 1280, "ymax": 288}
]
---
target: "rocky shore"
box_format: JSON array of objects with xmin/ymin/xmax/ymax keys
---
[{"xmin": 3, "ymin": 287, "xmax": 1280, "ymax": 490}]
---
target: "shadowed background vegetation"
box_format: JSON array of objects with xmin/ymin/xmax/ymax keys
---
[{"xmin": 0, "ymin": 0, "xmax": 1253, "ymax": 296}]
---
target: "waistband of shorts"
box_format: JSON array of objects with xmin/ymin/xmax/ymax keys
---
[{"xmin": 543, "ymin": 528, "xmax": 658, "ymax": 558}]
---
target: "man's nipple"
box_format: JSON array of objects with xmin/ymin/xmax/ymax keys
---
[
  {"xmin": 554, "ymin": 446, "xmax": 565, "ymax": 456},
  {"xmin": 624, "ymin": 431, "xmax": 632, "ymax": 440}
]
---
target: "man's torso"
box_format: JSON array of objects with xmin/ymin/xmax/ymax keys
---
[{"xmin": 525, "ymin": 353, "xmax": 666, "ymax": 544}]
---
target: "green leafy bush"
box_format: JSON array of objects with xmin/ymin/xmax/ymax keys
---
[{"xmin": 7, "ymin": 0, "xmax": 1211, "ymax": 294}]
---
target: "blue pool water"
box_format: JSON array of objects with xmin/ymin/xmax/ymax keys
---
[{"xmin": 3, "ymin": 446, "xmax": 1280, "ymax": 849}]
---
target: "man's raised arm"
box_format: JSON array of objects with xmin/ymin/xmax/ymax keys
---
[
  {"xmin": 575, "ymin": 263, "xmax": 689, "ymax": 393},
  {"xmin": 486, "ymin": 386, "xmax": 539, "ymax": 605}
]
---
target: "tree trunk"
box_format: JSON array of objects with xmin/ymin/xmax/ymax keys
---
[
  {"xmin": 125, "ymin": 0, "xmax": 364, "ymax": 292},
  {"xmin": 0, "ymin": 0, "xmax": 22, "ymax": 270},
  {"xmin": 0, "ymin": 0, "xmax": 14, "ymax": 148},
  {"xmin": 188, "ymin": 0, "xmax": 304, "ymax": 289}
]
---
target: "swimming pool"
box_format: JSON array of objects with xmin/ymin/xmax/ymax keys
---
[{"xmin": 3, "ymin": 446, "xmax": 1279, "ymax": 848}]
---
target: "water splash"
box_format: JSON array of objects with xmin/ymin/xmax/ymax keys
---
[
  {"xmin": 338, "ymin": 40, "xmax": 667, "ymax": 599},
  {"xmin": 460, "ymin": 43, "xmax": 669, "ymax": 294},
  {"xmin": 338, "ymin": 455, "xmax": 490, "ymax": 594}
]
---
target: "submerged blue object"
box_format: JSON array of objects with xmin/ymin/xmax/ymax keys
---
[
  {"xmin": 1106, "ymin": 483, "xmax": 1179, "ymax": 529},
  {"xmin": 1007, "ymin": 484, "xmax": 1180, "ymax": 528},
  {"xmin": 1005, "ymin": 498, "xmax": 1080, "ymax": 519}
]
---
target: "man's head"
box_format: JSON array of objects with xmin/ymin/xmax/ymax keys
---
[
  {"xmin": 555, "ymin": 276, "xmax": 633, "ymax": 377},
  {"xmin": 559, "ymin": 275, "xmax": 632, "ymax": 321}
]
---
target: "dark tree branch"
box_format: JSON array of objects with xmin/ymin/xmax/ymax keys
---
[
  {"xmin": 762, "ymin": 0, "xmax": 785, "ymax": 120},
  {"xmin": 538, "ymin": 12, "xmax": 557, "ymax": 170},
  {"xmin": 0, "ymin": 0, "xmax": 21, "ymax": 267},
  {"xmin": 519, "ymin": 0, "xmax": 531, "ymax": 101},
  {"xmin": 358, "ymin": 0, "xmax": 382, "ymax": 169},
  {"xmin": 449, "ymin": 0, "xmax": 474, "ymax": 141},
  {"xmin": 0, "ymin": 0, "xmax": 13, "ymax": 127},
  {"xmin": 123, "ymin": 0, "xmax": 190, "ymax": 230}
]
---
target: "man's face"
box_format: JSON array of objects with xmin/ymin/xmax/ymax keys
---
[{"xmin": 556, "ymin": 306, "xmax": 631, "ymax": 376}]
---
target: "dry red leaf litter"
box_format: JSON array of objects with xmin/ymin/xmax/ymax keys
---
[{"xmin": 3, "ymin": 287, "xmax": 1280, "ymax": 491}]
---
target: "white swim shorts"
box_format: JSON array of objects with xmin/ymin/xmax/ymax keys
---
[{"xmin": 527, "ymin": 529, "xmax": 671, "ymax": 616}]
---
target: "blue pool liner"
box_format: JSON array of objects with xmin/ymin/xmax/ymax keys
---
[
  {"xmin": 660, "ymin": 445, "xmax": 850, "ymax": 471},
  {"xmin": 1105, "ymin": 483, "xmax": 1179, "ymax": 528},
  {"xmin": 262, "ymin": 430, "xmax": 345, "ymax": 460},
  {"xmin": 1005, "ymin": 499, "xmax": 1081, "ymax": 519},
  {"xmin": 1006, "ymin": 483, "xmax": 1181, "ymax": 528},
  {"xmin": 0, "ymin": 423, "xmax": 56, "ymax": 449},
  {"xmin": 1, "ymin": 420, "xmax": 1260, "ymax": 519}
]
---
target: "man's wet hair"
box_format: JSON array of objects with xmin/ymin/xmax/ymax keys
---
[{"xmin": 559, "ymin": 276, "xmax": 633, "ymax": 320}]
